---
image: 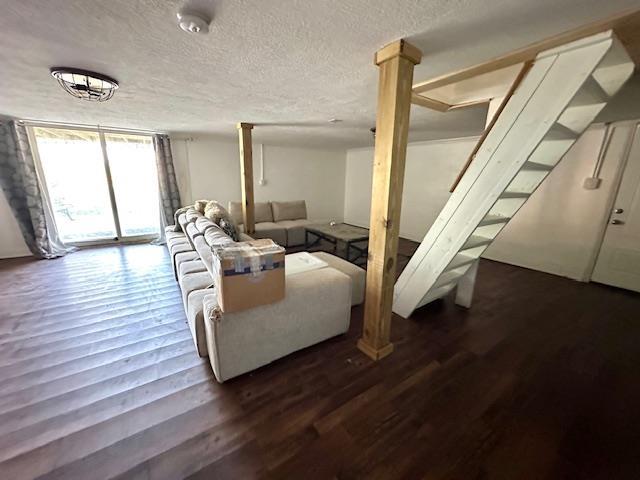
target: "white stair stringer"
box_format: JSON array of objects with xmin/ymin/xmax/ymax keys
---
[{"xmin": 393, "ymin": 30, "xmax": 634, "ymax": 319}]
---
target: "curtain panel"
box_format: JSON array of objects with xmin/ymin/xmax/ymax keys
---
[
  {"xmin": 0, "ymin": 120, "xmax": 72, "ymax": 259},
  {"xmin": 153, "ymin": 135, "xmax": 182, "ymax": 231}
]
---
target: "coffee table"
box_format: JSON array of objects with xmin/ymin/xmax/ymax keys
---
[{"xmin": 305, "ymin": 223, "xmax": 369, "ymax": 264}]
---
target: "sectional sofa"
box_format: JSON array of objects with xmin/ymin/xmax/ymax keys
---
[
  {"xmin": 228, "ymin": 200, "xmax": 320, "ymax": 247},
  {"xmin": 165, "ymin": 205, "xmax": 365, "ymax": 382}
]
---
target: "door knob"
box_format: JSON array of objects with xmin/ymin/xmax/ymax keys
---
[
  {"xmin": 613, "ymin": 208, "xmax": 624, "ymax": 214},
  {"xmin": 611, "ymin": 219, "xmax": 625, "ymax": 225}
]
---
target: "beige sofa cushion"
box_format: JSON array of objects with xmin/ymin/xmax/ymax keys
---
[
  {"xmin": 252, "ymin": 222, "xmax": 287, "ymax": 246},
  {"xmin": 277, "ymin": 219, "xmax": 317, "ymax": 246},
  {"xmin": 179, "ymin": 259, "xmax": 207, "ymax": 277},
  {"xmin": 165, "ymin": 231, "xmax": 186, "ymax": 242},
  {"xmin": 228, "ymin": 201, "xmax": 273, "ymax": 224},
  {"xmin": 177, "ymin": 212, "xmax": 190, "ymax": 232},
  {"xmin": 311, "ymin": 252, "xmax": 366, "ymax": 306},
  {"xmin": 174, "ymin": 250, "xmax": 200, "ymax": 279},
  {"xmin": 203, "ymin": 224, "xmax": 234, "ymax": 248},
  {"xmin": 185, "ymin": 207, "xmax": 200, "ymax": 223},
  {"xmin": 255, "ymin": 202, "xmax": 274, "ymax": 223},
  {"xmin": 167, "ymin": 235, "xmax": 189, "ymax": 251},
  {"xmin": 187, "ymin": 288, "xmax": 212, "ymax": 357},
  {"xmin": 178, "ymin": 271, "xmax": 213, "ymax": 312},
  {"xmin": 228, "ymin": 202, "xmax": 243, "ymax": 224},
  {"xmin": 271, "ymin": 200, "xmax": 307, "ymax": 222},
  {"xmin": 192, "ymin": 235, "xmax": 214, "ymax": 276}
]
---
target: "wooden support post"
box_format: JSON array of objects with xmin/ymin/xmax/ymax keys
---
[
  {"xmin": 357, "ymin": 39, "xmax": 422, "ymax": 361},
  {"xmin": 237, "ymin": 122, "xmax": 255, "ymax": 235},
  {"xmin": 455, "ymin": 259, "xmax": 479, "ymax": 308}
]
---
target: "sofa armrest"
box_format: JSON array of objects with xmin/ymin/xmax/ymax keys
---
[{"xmin": 204, "ymin": 267, "xmax": 351, "ymax": 382}]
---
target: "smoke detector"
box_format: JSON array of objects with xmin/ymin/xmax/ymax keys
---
[{"xmin": 177, "ymin": 10, "xmax": 210, "ymax": 34}]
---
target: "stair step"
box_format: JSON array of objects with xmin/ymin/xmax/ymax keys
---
[
  {"xmin": 461, "ymin": 235, "xmax": 492, "ymax": 251},
  {"xmin": 499, "ymin": 191, "xmax": 530, "ymax": 199},
  {"xmin": 572, "ymin": 76, "xmax": 610, "ymax": 106},
  {"xmin": 478, "ymin": 214, "xmax": 511, "ymax": 227},
  {"xmin": 521, "ymin": 161, "xmax": 553, "ymax": 172},
  {"xmin": 446, "ymin": 253, "xmax": 476, "ymax": 271},
  {"xmin": 419, "ymin": 283, "xmax": 456, "ymax": 308},
  {"xmin": 547, "ymin": 122, "xmax": 580, "ymax": 140},
  {"xmin": 434, "ymin": 270, "xmax": 466, "ymax": 288}
]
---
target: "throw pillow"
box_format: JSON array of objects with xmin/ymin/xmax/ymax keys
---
[
  {"xmin": 204, "ymin": 201, "xmax": 239, "ymax": 241},
  {"xmin": 203, "ymin": 200, "xmax": 225, "ymax": 222},
  {"xmin": 218, "ymin": 218, "xmax": 239, "ymax": 242},
  {"xmin": 194, "ymin": 199, "xmax": 209, "ymax": 214}
]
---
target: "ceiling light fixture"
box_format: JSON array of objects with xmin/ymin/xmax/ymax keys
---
[
  {"xmin": 177, "ymin": 10, "xmax": 211, "ymax": 34},
  {"xmin": 50, "ymin": 67, "xmax": 119, "ymax": 102}
]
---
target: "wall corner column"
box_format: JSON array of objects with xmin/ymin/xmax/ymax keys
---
[
  {"xmin": 237, "ymin": 122, "xmax": 255, "ymax": 235},
  {"xmin": 357, "ymin": 39, "xmax": 422, "ymax": 361}
]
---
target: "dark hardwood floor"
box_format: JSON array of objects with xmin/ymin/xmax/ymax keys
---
[{"xmin": 1, "ymin": 243, "xmax": 639, "ymax": 479}]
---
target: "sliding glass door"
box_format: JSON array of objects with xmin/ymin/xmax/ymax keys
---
[
  {"xmin": 31, "ymin": 126, "xmax": 160, "ymax": 244},
  {"xmin": 104, "ymin": 133, "xmax": 160, "ymax": 238}
]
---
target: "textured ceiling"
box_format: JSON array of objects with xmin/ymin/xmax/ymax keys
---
[{"xmin": 0, "ymin": 0, "xmax": 638, "ymax": 148}]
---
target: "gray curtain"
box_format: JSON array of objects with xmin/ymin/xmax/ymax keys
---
[
  {"xmin": 0, "ymin": 120, "xmax": 73, "ymax": 259},
  {"xmin": 153, "ymin": 135, "xmax": 182, "ymax": 228}
]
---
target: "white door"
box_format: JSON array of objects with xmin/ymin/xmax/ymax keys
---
[{"xmin": 592, "ymin": 123, "xmax": 640, "ymax": 292}]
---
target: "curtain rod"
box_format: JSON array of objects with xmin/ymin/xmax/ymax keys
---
[{"xmin": 15, "ymin": 118, "xmax": 167, "ymax": 136}]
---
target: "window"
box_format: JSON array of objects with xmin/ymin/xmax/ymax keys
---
[{"xmin": 31, "ymin": 126, "xmax": 161, "ymax": 244}]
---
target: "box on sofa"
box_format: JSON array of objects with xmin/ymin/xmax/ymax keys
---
[{"xmin": 212, "ymin": 239, "xmax": 286, "ymax": 313}]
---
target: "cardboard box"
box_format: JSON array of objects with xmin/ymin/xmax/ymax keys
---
[{"xmin": 212, "ymin": 239, "xmax": 285, "ymax": 313}]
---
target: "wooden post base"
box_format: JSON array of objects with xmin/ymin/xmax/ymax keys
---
[{"xmin": 357, "ymin": 339, "xmax": 394, "ymax": 361}]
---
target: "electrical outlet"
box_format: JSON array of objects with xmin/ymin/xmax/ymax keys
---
[{"xmin": 583, "ymin": 177, "xmax": 601, "ymax": 190}]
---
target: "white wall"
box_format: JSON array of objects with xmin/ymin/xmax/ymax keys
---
[
  {"xmin": 0, "ymin": 189, "xmax": 30, "ymax": 259},
  {"xmin": 172, "ymin": 136, "xmax": 346, "ymax": 222},
  {"xmin": 344, "ymin": 137, "xmax": 476, "ymax": 240},
  {"xmin": 343, "ymin": 125, "xmax": 629, "ymax": 281},
  {"xmin": 483, "ymin": 124, "xmax": 630, "ymax": 280}
]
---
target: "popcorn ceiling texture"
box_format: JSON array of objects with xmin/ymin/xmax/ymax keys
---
[{"xmin": 0, "ymin": 0, "xmax": 637, "ymax": 148}]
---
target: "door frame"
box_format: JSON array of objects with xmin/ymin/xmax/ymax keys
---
[
  {"xmin": 26, "ymin": 122, "xmax": 160, "ymax": 247},
  {"xmin": 585, "ymin": 119, "xmax": 640, "ymax": 282}
]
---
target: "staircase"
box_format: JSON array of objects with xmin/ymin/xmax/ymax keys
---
[{"xmin": 393, "ymin": 30, "xmax": 635, "ymax": 319}]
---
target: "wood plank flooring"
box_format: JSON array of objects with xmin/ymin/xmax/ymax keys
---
[{"xmin": 1, "ymin": 243, "xmax": 640, "ymax": 479}]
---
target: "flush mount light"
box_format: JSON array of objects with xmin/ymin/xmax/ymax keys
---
[
  {"xmin": 50, "ymin": 67, "xmax": 119, "ymax": 102},
  {"xmin": 177, "ymin": 10, "xmax": 210, "ymax": 34}
]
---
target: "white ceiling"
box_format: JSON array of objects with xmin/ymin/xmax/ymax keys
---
[{"xmin": 0, "ymin": 0, "xmax": 638, "ymax": 148}]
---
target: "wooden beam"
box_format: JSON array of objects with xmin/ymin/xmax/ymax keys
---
[
  {"xmin": 237, "ymin": 122, "xmax": 255, "ymax": 235},
  {"xmin": 357, "ymin": 40, "xmax": 422, "ymax": 361},
  {"xmin": 411, "ymin": 93, "xmax": 451, "ymax": 112},
  {"xmin": 413, "ymin": 8, "xmax": 640, "ymax": 94}
]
